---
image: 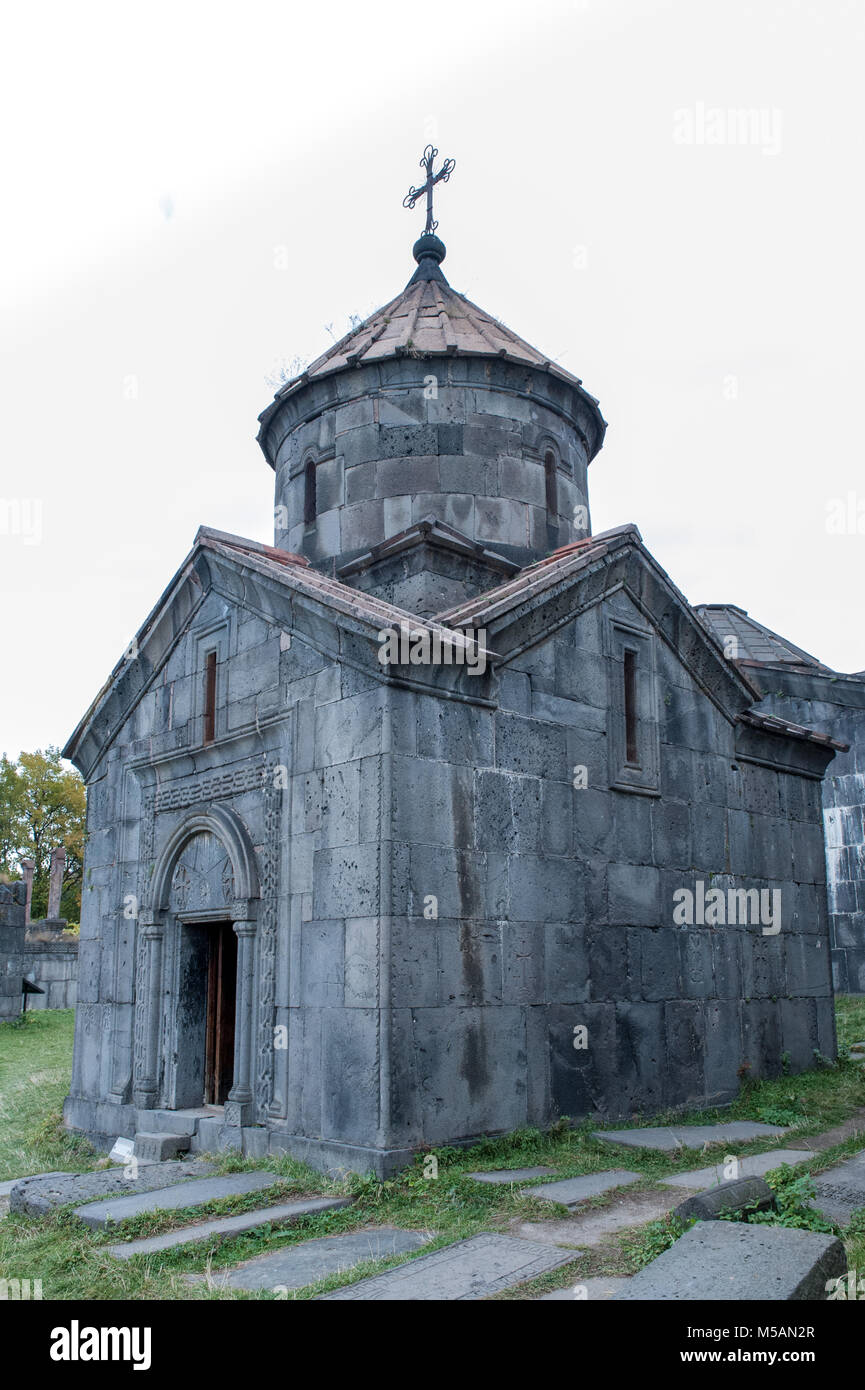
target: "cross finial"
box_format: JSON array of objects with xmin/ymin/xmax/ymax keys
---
[{"xmin": 403, "ymin": 145, "xmax": 455, "ymax": 236}]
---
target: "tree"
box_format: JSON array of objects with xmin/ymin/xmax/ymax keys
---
[{"xmin": 0, "ymin": 748, "xmax": 86, "ymax": 922}]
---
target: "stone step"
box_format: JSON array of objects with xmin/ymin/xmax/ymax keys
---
[
  {"xmin": 190, "ymin": 1224, "xmax": 430, "ymax": 1290},
  {"xmin": 108, "ymin": 1195, "xmax": 353, "ymax": 1259},
  {"xmin": 318, "ymin": 1233, "xmax": 576, "ymax": 1300},
  {"xmin": 613, "ymin": 1220, "xmax": 846, "ymax": 1300},
  {"xmin": 522, "ymin": 1170, "xmax": 641, "ymax": 1208},
  {"xmin": 658, "ymin": 1149, "xmax": 810, "ymax": 1190},
  {"xmin": 593, "ymin": 1121, "xmax": 789, "ymax": 1153},
  {"xmin": 133, "ymin": 1132, "xmax": 191, "ymax": 1163},
  {"xmin": 73, "ymin": 1170, "xmax": 284, "ymax": 1229},
  {"xmin": 10, "ymin": 1160, "xmax": 214, "ymax": 1217},
  {"xmin": 136, "ymin": 1108, "xmax": 209, "ymax": 1137}
]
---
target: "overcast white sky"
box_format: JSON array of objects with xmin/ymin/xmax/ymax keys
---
[{"xmin": 1, "ymin": 0, "xmax": 863, "ymax": 759}]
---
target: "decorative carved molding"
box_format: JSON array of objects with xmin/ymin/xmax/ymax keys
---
[{"xmin": 131, "ymin": 761, "xmax": 282, "ymax": 1117}]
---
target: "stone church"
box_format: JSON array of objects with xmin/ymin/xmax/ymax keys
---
[{"xmin": 63, "ymin": 161, "xmax": 844, "ymax": 1175}]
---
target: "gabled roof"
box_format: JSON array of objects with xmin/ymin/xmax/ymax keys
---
[
  {"xmin": 694, "ymin": 603, "xmax": 835, "ymax": 672},
  {"xmin": 62, "ymin": 526, "xmax": 495, "ymax": 779},
  {"xmin": 336, "ymin": 515, "xmax": 521, "ymax": 581},
  {"xmin": 435, "ymin": 525, "xmax": 640, "ymax": 629}
]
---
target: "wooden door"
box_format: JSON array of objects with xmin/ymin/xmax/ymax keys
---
[{"xmin": 204, "ymin": 922, "xmax": 237, "ymax": 1106}]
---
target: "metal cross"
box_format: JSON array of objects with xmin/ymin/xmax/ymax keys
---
[{"xmin": 403, "ymin": 145, "xmax": 455, "ymax": 235}]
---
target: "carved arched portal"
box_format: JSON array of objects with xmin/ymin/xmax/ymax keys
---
[{"xmin": 132, "ymin": 805, "xmax": 260, "ymax": 1126}]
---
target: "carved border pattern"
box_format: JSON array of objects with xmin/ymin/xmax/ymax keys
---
[
  {"xmin": 255, "ymin": 776, "xmax": 282, "ymax": 1120},
  {"xmin": 132, "ymin": 762, "xmax": 282, "ymax": 1116},
  {"xmin": 131, "ymin": 792, "xmax": 157, "ymax": 1092}
]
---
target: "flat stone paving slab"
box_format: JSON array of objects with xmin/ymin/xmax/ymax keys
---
[
  {"xmin": 199, "ymin": 1226, "xmax": 432, "ymax": 1290},
  {"xmin": 523, "ymin": 1170, "xmax": 641, "ymax": 1207},
  {"xmin": 809, "ymin": 1150, "xmax": 865, "ymax": 1226},
  {"xmin": 10, "ymin": 1160, "xmax": 214, "ymax": 1216},
  {"xmin": 613, "ymin": 1221, "xmax": 846, "ymax": 1301},
  {"xmin": 593, "ymin": 1122, "xmax": 788, "ymax": 1152},
  {"xmin": 659, "ymin": 1150, "xmax": 810, "ymax": 1189},
  {"xmin": 514, "ymin": 1189, "xmax": 679, "ymax": 1249},
  {"xmin": 539, "ymin": 1277, "xmax": 630, "ymax": 1301},
  {"xmin": 318, "ymin": 1233, "xmax": 576, "ymax": 1300},
  {"xmin": 468, "ymin": 1167, "xmax": 556, "ymax": 1184},
  {"xmin": 73, "ymin": 1170, "xmax": 282, "ymax": 1229},
  {"xmin": 109, "ymin": 1196, "xmax": 353, "ymax": 1259}
]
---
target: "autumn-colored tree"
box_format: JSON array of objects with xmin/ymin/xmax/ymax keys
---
[{"xmin": 0, "ymin": 747, "xmax": 86, "ymax": 921}]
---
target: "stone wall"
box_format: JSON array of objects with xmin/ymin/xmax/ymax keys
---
[
  {"xmin": 0, "ymin": 883, "xmax": 78, "ymax": 1017},
  {"xmin": 377, "ymin": 592, "xmax": 835, "ymax": 1147},
  {"xmin": 755, "ymin": 673, "xmax": 865, "ymax": 994},
  {"xmin": 269, "ymin": 357, "xmax": 595, "ymax": 579},
  {"xmin": 18, "ymin": 937, "xmax": 79, "ymax": 1010}
]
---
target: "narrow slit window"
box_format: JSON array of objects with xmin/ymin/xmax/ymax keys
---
[
  {"xmin": 304, "ymin": 458, "xmax": 317, "ymax": 525},
  {"xmin": 203, "ymin": 650, "xmax": 217, "ymax": 744},
  {"xmin": 544, "ymin": 450, "xmax": 558, "ymax": 518},
  {"xmin": 623, "ymin": 647, "xmax": 639, "ymax": 765}
]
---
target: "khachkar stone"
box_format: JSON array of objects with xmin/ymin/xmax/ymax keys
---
[
  {"xmin": 44, "ymin": 845, "xmax": 67, "ymax": 931},
  {"xmin": 20, "ymin": 858, "xmax": 35, "ymax": 924}
]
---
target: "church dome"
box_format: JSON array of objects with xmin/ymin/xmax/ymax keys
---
[{"xmin": 257, "ymin": 173, "xmax": 605, "ymax": 601}]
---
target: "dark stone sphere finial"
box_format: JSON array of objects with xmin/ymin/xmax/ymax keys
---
[{"xmin": 412, "ymin": 233, "xmax": 446, "ymax": 266}]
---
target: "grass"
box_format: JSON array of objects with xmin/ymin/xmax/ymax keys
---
[
  {"xmin": 1, "ymin": 999, "xmax": 864, "ymax": 1300},
  {"xmin": 0, "ymin": 1010, "xmax": 95, "ymax": 1180}
]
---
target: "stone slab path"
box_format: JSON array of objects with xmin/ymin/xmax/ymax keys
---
[
  {"xmin": 513, "ymin": 1189, "xmax": 680, "ymax": 1249},
  {"xmin": 108, "ymin": 1195, "xmax": 353, "ymax": 1259},
  {"xmin": 593, "ymin": 1121, "xmax": 788, "ymax": 1152},
  {"xmin": 613, "ymin": 1220, "xmax": 846, "ymax": 1301},
  {"xmin": 318, "ymin": 1233, "xmax": 576, "ymax": 1300},
  {"xmin": 74, "ymin": 1171, "xmax": 282, "ymax": 1229},
  {"xmin": 522, "ymin": 1170, "xmax": 641, "ymax": 1207},
  {"xmin": 197, "ymin": 1226, "xmax": 432, "ymax": 1291},
  {"xmin": 468, "ymin": 1167, "xmax": 556, "ymax": 1184},
  {"xmin": 539, "ymin": 1276, "xmax": 630, "ymax": 1300},
  {"xmin": 10, "ymin": 1160, "xmax": 214, "ymax": 1216},
  {"xmin": 809, "ymin": 1150, "xmax": 865, "ymax": 1226},
  {"xmin": 659, "ymin": 1149, "xmax": 810, "ymax": 1189}
]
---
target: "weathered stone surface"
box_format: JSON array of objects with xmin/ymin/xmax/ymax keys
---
[
  {"xmin": 10, "ymin": 1160, "xmax": 213, "ymax": 1216},
  {"xmin": 109, "ymin": 1196, "xmax": 353, "ymax": 1259},
  {"xmin": 659, "ymin": 1150, "xmax": 809, "ymax": 1189},
  {"xmin": 133, "ymin": 1132, "xmax": 190, "ymax": 1162},
  {"xmin": 318, "ymin": 1233, "xmax": 576, "ymax": 1300},
  {"xmin": 73, "ymin": 1170, "xmax": 281, "ymax": 1229},
  {"xmin": 672, "ymin": 1175, "xmax": 774, "ymax": 1223},
  {"xmin": 523, "ymin": 1170, "xmax": 641, "ymax": 1207},
  {"xmin": 594, "ymin": 1122, "xmax": 789, "ymax": 1152},
  {"xmin": 468, "ymin": 1167, "xmax": 556, "ymax": 1184},
  {"xmin": 614, "ymin": 1221, "xmax": 846, "ymax": 1300},
  {"xmin": 809, "ymin": 1150, "xmax": 865, "ymax": 1225},
  {"xmin": 199, "ymin": 1225, "xmax": 431, "ymax": 1290},
  {"xmin": 59, "ymin": 217, "xmax": 842, "ymax": 1186}
]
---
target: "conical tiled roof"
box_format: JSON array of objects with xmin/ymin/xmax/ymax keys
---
[{"xmin": 260, "ymin": 236, "xmax": 602, "ymax": 416}]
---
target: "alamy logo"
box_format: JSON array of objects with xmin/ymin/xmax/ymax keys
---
[
  {"xmin": 377, "ymin": 623, "xmax": 487, "ymax": 675},
  {"xmin": 673, "ymin": 881, "xmax": 781, "ymax": 935},
  {"xmin": 49, "ymin": 1322, "xmax": 152, "ymax": 1371}
]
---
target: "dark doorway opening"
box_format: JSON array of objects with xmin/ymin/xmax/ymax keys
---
[{"xmin": 204, "ymin": 922, "xmax": 237, "ymax": 1105}]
